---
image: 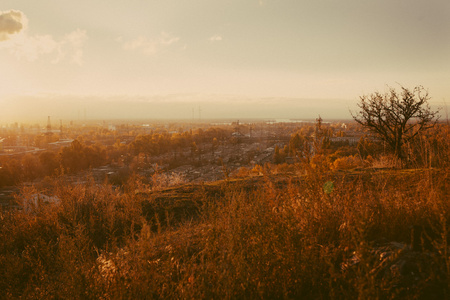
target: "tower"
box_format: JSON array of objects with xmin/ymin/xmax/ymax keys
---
[{"xmin": 45, "ymin": 116, "xmax": 53, "ymax": 136}]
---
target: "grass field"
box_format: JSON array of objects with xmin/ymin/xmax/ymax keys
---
[{"xmin": 1, "ymin": 166, "xmax": 449, "ymax": 299}]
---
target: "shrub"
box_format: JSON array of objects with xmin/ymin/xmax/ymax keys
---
[{"xmin": 331, "ymin": 155, "xmax": 364, "ymax": 170}]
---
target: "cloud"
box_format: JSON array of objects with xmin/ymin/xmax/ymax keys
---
[
  {"xmin": 209, "ymin": 34, "xmax": 223, "ymax": 42},
  {"xmin": 57, "ymin": 29, "xmax": 88, "ymax": 65},
  {"xmin": 0, "ymin": 10, "xmax": 87, "ymax": 65},
  {"xmin": 120, "ymin": 32, "xmax": 180, "ymax": 55},
  {"xmin": 258, "ymin": 0, "xmax": 266, "ymax": 6},
  {"xmin": 0, "ymin": 10, "xmax": 27, "ymax": 41}
]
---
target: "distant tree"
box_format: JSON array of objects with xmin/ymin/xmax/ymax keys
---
[
  {"xmin": 273, "ymin": 145, "xmax": 285, "ymax": 164},
  {"xmin": 0, "ymin": 158, "xmax": 21, "ymax": 186},
  {"xmin": 273, "ymin": 145, "xmax": 280, "ymax": 164},
  {"xmin": 352, "ymin": 86, "xmax": 439, "ymax": 162},
  {"xmin": 39, "ymin": 151, "xmax": 59, "ymax": 176},
  {"xmin": 289, "ymin": 133, "xmax": 302, "ymax": 156},
  {"xmin": 289, "ymin": 133, "xmax": 311, "ymax": 159},
  {"xmin": 357, "ymin": 135, "xmax": 382, "ymax": 159},
  {"xmin": 21, "ymin": 154, "xmax": 42, "ymax": 180},
  {"xmin": 190, "ymin": 142, "xmax": 198, "ymax": 159},
  {"xmin": 211, "ymin": 138, "xmax": 219, "ymax": 158},
  {"xmin": 60, "ymin": 139, "xmax": 85, "ymax": 172}
]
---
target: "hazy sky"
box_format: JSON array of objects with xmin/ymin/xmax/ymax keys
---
[{"xmin": 0, "ymin": 0, "xmax": 449, "ymax": 121}]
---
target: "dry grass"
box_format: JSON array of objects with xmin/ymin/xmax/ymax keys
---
[{"xmin": 1, "ymin": 166, "xmax": 450, "ymax": 299}]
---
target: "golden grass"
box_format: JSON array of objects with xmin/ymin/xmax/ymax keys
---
[{"xmin": 1, "ymin": 167, "xmax": 450, "ymax": 299}]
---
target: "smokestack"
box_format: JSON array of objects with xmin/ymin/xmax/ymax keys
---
[{"xmin": 47, "ymin": 116, "xmax": 51, "ymax": 132}]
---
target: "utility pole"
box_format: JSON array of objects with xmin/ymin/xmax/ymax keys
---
[{"xmin": 46, "ymin": 116, "xmax": 52, "ymax": 135}]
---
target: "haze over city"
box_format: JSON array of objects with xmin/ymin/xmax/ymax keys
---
[{"xmin": 1, "ymin": 0, "xmax": 449, "ymax": 122}]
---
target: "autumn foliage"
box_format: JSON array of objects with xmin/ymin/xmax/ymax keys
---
[{"xmin": 1, "ymin": 121, "xmax": 450, "ymax": 298}]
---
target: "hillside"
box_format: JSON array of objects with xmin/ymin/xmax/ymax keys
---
[{"xmin": 1, "ymin": 167, "xmax": 449, "ymax": 299}]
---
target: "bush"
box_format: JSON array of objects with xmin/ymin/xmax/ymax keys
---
[{"xmin": 331, "ymin": 155, "xmax": 364, "ymax": 170}]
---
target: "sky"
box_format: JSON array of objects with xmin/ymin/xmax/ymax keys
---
[{"xmin": 0, "ymin": 0, "xmax": 449, "ymax": 122}]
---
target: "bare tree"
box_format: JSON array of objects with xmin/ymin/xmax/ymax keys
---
[{"xmin": 352, "ymin": 85, "xmax": 439, "ymax": 162}]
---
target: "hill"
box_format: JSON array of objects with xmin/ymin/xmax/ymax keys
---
[{"xmin": 1, "ymin": 168, "xmax": 449, "ymax": 299}]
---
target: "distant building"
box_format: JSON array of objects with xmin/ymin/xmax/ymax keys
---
[
  {"xmin": 329, "ymin": 137, "xmax": 360, "ymax": 145},
  {"xmin": 48, "ymin": 139, "xmax": 74, "ymax": 149},
  {"xmin": 329, "ymin": 135, "xmax": 382, "ymax": 146},
  {"xmin": 232, "ymin": 132, "xmax": 245, "ymax": 137},
  {"xmin": 23, "ymin": 193, "xmax": 60, "ymax": 213}
]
